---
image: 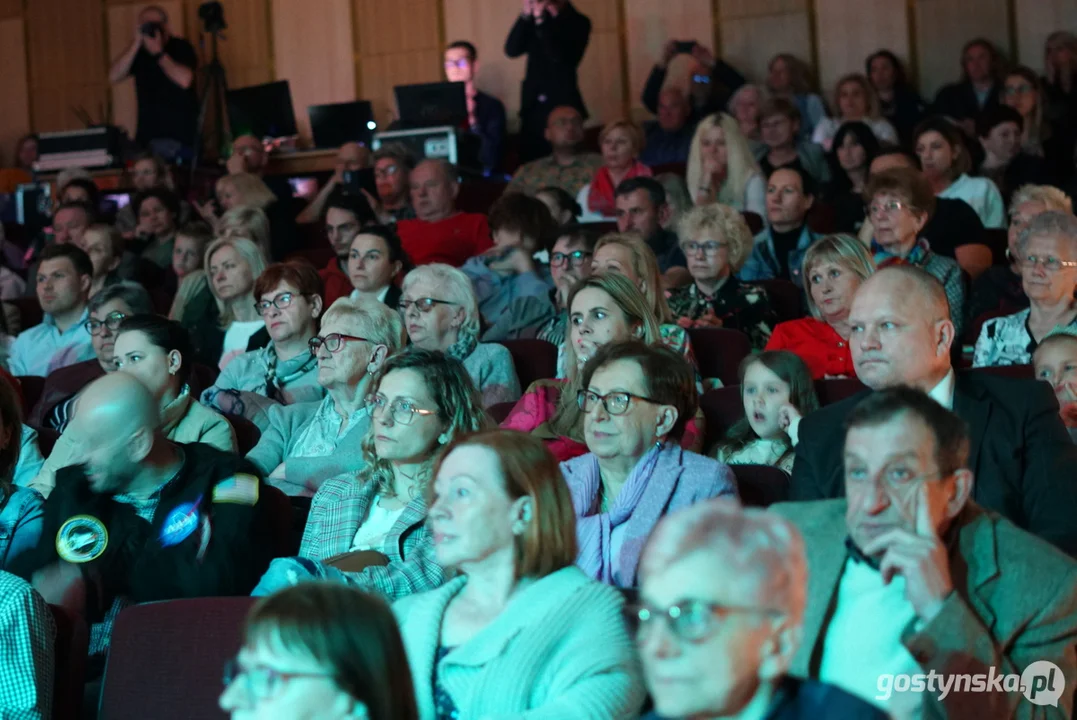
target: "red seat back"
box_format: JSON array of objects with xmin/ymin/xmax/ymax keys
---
[
  {"xmin": 50, "ymin": 604, "xmax": 88, "ymax": 720},
  {"xmin": 731, "ymin": 464, "xmax": 791, "ymax": 507},
  {"xmin": 488, "ymin": 401, "xmax": 515, "ymax": 424},
  {"xmin": 814, "ymin": 377, "xmax": 867, "ymax": 406},
  {"xmin": 685, "ymin": 327, "xmax": 752, "ymax": 387},
  {"xmin": 17, "ymin": 375, "xmax": 46, "ymax": 418},
  {"xmin": 498, "ymin": 339, "xmax": 559, "ymax": 389},
  {"xmin": 966, "ymin": 364, "xmax": 1034, "ymax": 380},
  {"xmin": 755, "ymin": 279, "xmax": 803, "ymax": 323},
  {"xmin": 223, "ymin": 413, "xmax": 262, "ymax": 456},
  {"xmin": 99, "ymin": 598, "xmax": 256, "ymax": 720},
  {"xmin": 699, "ymin": 386, "xmax": 745, "ymax": 448}
]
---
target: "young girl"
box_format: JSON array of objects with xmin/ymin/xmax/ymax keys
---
[{"xmin": 713, "ymin": 351, "xmax": 818, "ymax": 472}]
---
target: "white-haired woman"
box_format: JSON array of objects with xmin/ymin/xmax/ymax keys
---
[
  {"xmin": 974, "ymin": 211, "xmax": 1077, "ymax": 367},
  {"xmin": 686, "ymin": 113, "xmax": 765, "ymax": 216},
  {"xmin": 727, "ymin": 84, "xmax": 768, "ymax": 154},
  {"xmin": 400, "ymin": 264, "xmax": 521, "ymax": 408},
  {"xmin": 811, "ymin": 74, "xmax": 899, "ymax": 151},
  {"xmin": 246, "ymin": 296, "xmax": 408, "ymax": 497}
]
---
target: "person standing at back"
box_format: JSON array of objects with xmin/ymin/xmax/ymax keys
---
[{"xmin": 505, "ymin": 0, "xmax": 592, "ymax": 163}]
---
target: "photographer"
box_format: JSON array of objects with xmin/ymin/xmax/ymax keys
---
[{"xmin": 109, "ymin": 5, "xmax": 198, "ymax": 159}]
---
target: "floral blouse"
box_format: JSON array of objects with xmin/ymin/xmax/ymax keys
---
[
  {"xmin": 973, "ymin": 308, "xmax": 1077, "ymax": 368},
  {"xmin": 667, "ymin": 278, "xmax": 777, "ymax": 350}
]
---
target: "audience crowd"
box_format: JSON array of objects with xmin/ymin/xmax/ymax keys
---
[{"xmin": 3, "ymin": 9, "xmax": 1077, "ymax": 719}]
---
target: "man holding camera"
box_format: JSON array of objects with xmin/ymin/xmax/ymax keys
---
[{"xmin": 109, "ymin": 6, "xmax": 198, "ymax": 160}]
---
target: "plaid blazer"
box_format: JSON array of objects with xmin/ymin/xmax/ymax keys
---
[{"xmin": 300, "ymin": 475, "xmax": 445, "ymax": 600}]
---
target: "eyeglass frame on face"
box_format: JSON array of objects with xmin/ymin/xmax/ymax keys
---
[
  {"xmin": 374, "ymin": 164, "xmax": 400, "ymax": 180},
  {"xmin": 577, "ymin": 389, "xmax": 662, "ymax": 416},
  {"xmin": 222, "ymin": 657, "xmax": 334, "ymax": 702},
  {"xmin": 85, "ymin": 311, "xmax": 127, "ymax": 336},
  {"xmin": 1022, "ymin": 254, "xmax": 1077, "ymax": 273},
  {"xmin": 398, "ymin": 297, "xmax": 456, "ymax": 315},
  {"xmin": 255, "ymin": 291, "xmax": 305, "ymax": 315},
  {"xmin": 1002, "ymin": 83, "xmax": 1034, "ymax": 96},
  {"xmin": 550, "ymin": 250, "xmax": 592, "ymax": 268},
  {"xmin": 681, "ymin": 239, "xmax": 728, "ymax": 257},
  {"xmin": 367, "ymin": 393, "xmax": 438, "ymax": 425},
  {"xmin": 635, "ymin": 600, "xmax": 785, "ymax": 644},
  {"xmin": 308, "ymin": 333, "xmax": 368, "ymax": 356},
  {"xmin": 867, "ymin": 198, "xmax": 911, "ymax": 218}
]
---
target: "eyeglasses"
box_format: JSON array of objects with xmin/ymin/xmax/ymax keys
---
[
  {"xmin": 254, "ymin": 292, "xmax": 298, "ymax": 315},
  {"xmin": 1002, "ymin": 83, "xmax": 1034, "ymax": 96},
  {"xmin": 398, "ymin": 298, "xmax": 455, "ymax": 315},
  {"xmin": 367, "ymin": 394, "xmax": 438, "ymax": 425},
  {"xmin": 1023, "ymin": 254, "xmax": 1077, "ymax": 272},
  {"xmin": 635, "ymin": 601, "xmax": 783, "ymax": 643},
  {"xmin": 308, "ymin": 333, "xmax": 368, "ymax": 356},
  {"xmin": 444, "ymin": 59, "xmax": 471, "ymax": 70},
  {"xmin": 85, "ymin": 311, "xmax": 126, "ymax": 336},
  {"xmin": 222, "ymin": 658, "xmax": 332, "ymax": 701},
  {"xmin": 868, "ymin": 199, "xmax": 910, "ymax": 217},
  {"xmin": 577, "ymin": 389, "xmax": 662, "ymax": 416},
  {"xmin": 550, "ymin": 250, "xmax": 592, "ymax": 268},
  {"xmin": 374, "ymin": 166, "xmax": 399, "ymax": 180},
  {"xmin": 681, "ymin": 240, "xmax": 727, "ymax": 257}
]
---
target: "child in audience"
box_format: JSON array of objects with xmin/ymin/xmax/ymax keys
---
[
  {"xmin": 712, "ymin": 351, "xmax": 818, "ymax": 472},
  {"xmin": 1033, "ymin": 328, "xmax": 1077, "ymax": 442}
]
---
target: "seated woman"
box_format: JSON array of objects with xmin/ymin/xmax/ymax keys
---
[
  {"xmin": 252, "ymin": 349, "xmax": 486, "ymax": 599},
  {"xmin": 400, "ymin": 264, "xmax": 521, "ymax": 407},
  {"xmin": 130, "ymin": 187, "xmax": 182, "ymax": 269},
  {"xmin": 202, "ymin": 262, "xmax": 327, "ymax": 429},
  {"xmin": 765, "ymin": 53, "xmax": 827, "ymax": 141},
  {"xmin": 867, "ymin": 50, "xmax": 925, "ymax": 146},
  {"xmin": 753, "ymin": 97, "xmax": 830, "ymax": 185},
  {"xmin": 811, "ymin": 73, "xmax": 899, "ymax": 150},
  {"xmin": 77, "ymin": 224, "xmax": 124, "ymax": 297},
  {"xmin": 667, "ymin": 203, "xmax": 777, "ymax": 349},
  {"xmin": 1033, "ymin": 328, "xmax": 1077, "ymax": 442},
  {"xmin": 29, "ymin": 282, "xmax": 155, "ymax": 431},
  {"xmin": 914, "ymin": 117, "xmax": 1006, "ymax": 229},
  {"xmin": 766, "ymin": 234, "xmax": 876, "ymax": 379},
  {"xmin": 826, "ymin": 121, "xmax": 881, "ymax": 233},
  {"xmin": 160, "ymin": 221, "xmax": 212, "ymax": 313},
  {"xmin": 728, "ymin": 84, "xmax": 768, "ymax": 154},
  {"xmin": 217, "ymin": 205, "xmax": 272, "ymax": 259},
  {"xmin": 246, "ymin": 296, "xmax": 406, "ymax": 497},
  {"xmin": 348, "ymin": 225, "xmax": 410, "ymax": 308},
  {"xmin": 687, "ymin": 113, "xmax": 765, "ymax": 216},
  {"xmin": 577, "ymin": 120, "xmax": 652, "ymax": 223},
  {"xmin": 115, "ymin": 154, "xmax": 182, "ymax": 236},
  {"xmin": 536, "ymin": 186, "xmax": 581, "ymax": 226},
  {"xmin": 0, "ymin": 376, "xmax": 43, "ymax": 569},
  {"xmin": 200, "ymin": 172, "xmax": 299, "ymax": 260},
  {"xmin": 33, "ymin": 315, "xmax": 237, "ymax": 494},
  {"xmin": 974, "ymin": 212, "xmax": 1077, "ymax": 367},
  {"xmin": 394, "ymin": 428, "xmax": 646, "ymax": 718},
  {"xmin": 176, "ymin": 236, "xmax": 269, "ymax": 369},
  {"xmin": 864, "ymin": 167, "xmax": 966, "ymax": 334},
  {"xmin": 219, "ymin": 583, "xmax": 419, "ymax": 720},
  {"xmin": 712, "ymin": 351, "xmax": 818, "ymax": 473},
  {"xmin": 1001, "ymin": 66, "xmax": 1048, "ymax": 157},
  {"xmin": 562, "ymin": 341, "xmax": 736, "ymax": 587}
]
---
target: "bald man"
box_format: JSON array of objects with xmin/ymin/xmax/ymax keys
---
[
  {"xmin": 9, "ymin": 373, "xmax": 273, "ymax": 657},
  {"xmin": 790, "ymin": 265, "xmax": 1077, "ymax": 557},
  {"xmin": 296, "ymin": 142, "xmax": 373, "ymax": 225},
  {"xmin": 396, "ymin": 159, "xmax": 493, "ymax": 266},
  {"xmin": 640, "ymin": 88, "xmax": 696, "ymax": 166}
]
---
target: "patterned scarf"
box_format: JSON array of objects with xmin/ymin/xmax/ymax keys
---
[
  {"xmin": 871, "ymin": 237, "xmax": 931, "ymax": 269},
  {"xmin": 587, "ymin": 162, "xmax": 653, "ymax": 216},
  {"xmin": 445, "ymin": 330, "xmax": 479, "ymax": 363},
  {"xmin": 264, "ymin": 343, "xmax": 318, "ymax": 403}
]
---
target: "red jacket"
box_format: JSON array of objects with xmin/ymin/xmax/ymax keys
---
[
  {"xmin": 318, "ymin": 259, "xmax": 353, "ymax": 308},
  {"xmin": 765, "ymin": 317, "xmax": 855, "ymax": 380},
  {"xmin": 397, "ymin": 213, "xmax": 493, "ymax": 267}
]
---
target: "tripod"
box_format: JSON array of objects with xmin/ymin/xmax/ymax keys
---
[{"xmin": 190, "ymin": 29, "xmax": 229, "ymax": 184}]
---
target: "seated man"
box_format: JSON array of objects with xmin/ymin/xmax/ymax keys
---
[
  {"xmin": 9, "ymin": 373, "xmax": 272, "ymax": 661},
  {"xmin": 395, "ymin": 159, "xmax": 493, "ymax": 267},
  {"xmin": 368, "ymin": 144, "xmax": 416, "ymax": 223},
  {"xmin": 774, "ymin": 387, "xmax": 1077, "ymax": 718},
  {"xmin": 740, "ymin": 166, "xmax": 821, "ymax": 288},
  {"xmin": 792, "ymin": 265, "xmax": 1077, "ymax": 556},
  {"xmin": 22, "ymin": 201, "xmax": 97, "ymax": 297},
  {"xmin": 638, "ymin": 500, "xmax": 886, "ymax": 720},
  {"xmin": 76, "ymin": 224, "xmax": 125, "ymax": 297},
  {"xmin": 641, "ymin": 40, "xmax": 745, "ymax": 135},
  {"xmin": 29, "ymin": 282, "xmax": 154, "ymax": 432},
  {"xmin": 639, "ymin": 87, "xmax": 697, "ymax": 167},
  {"xmin": 506, "ymin": 105, "xmax": 602, "ymax": 197},
  {"xmin": 9, "ymin": 244, "xmax": 96, "ymax": 377},
  {"xmin": 228, "ymin": 133, "xmax": 293, "ymax": 202},
  {"xmin": 444, "ymin": 40, "xmax": 507, "ymax": 173},
  {"xmin": 296, "ymin": 142, "xmax": 372, "ymax": 225},
  {"xmin": 0, "ymin": 571, "xmax": 54, "ymax": 720},
  {"xmin": 614, "ymin": 177, "xmax": 689, "ymax": 287},
  {"xmin": 755, "ymin": 97, "xmax": 831, "ymax": 186},
  {"xmin": 317, "ymin": 189, "xmax": 377, "ymax": 307},
  {"xmin": 977, "ymin": 105, "xmax": 1050, "ymax": 207}
]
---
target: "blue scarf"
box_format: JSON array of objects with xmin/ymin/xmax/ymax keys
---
[{"xmin": 871, "ymin": 237, "xmax": 931, "ymax": 269}]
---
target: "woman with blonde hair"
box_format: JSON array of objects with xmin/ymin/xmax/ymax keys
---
[
  {"xmin": 766, "ymin": 233, "xmax": 876, "ymax": 379},
  {"xmin": 218, "ymin": 205, "xmax": 272, "ymax": 258},
  {"xmin": 200, "ymin": 172, "xmax": 299, "ymax": 260},
  {"xmin": 811, "ymin": 74, "xmax": 899, "ymax": 151},
  {"xmin": 1002, "ymin": 66, "xmax": 1049, "ymax": 157},
  {"xmin": 577, "ymin": 120, "xmax": 651, "ymax": 222},
  {"xmin": 686, "ymin": 113, "xmax": 765, "ymax": 216}
]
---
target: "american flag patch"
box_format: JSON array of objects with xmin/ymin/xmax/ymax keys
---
[{"xmin": 212, "ymin": 474, "xmax": 260, "ymax": 505}]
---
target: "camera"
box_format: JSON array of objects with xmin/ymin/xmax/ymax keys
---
[
  {"xmin": 140, "ymin": 21, "xmax": 163, "ymax": 37},
  {"xmin": 198, "ymin": 1, "xmax": 227, "ymax": 33}
]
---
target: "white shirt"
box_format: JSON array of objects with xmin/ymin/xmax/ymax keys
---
[
  {"xmin": 349, "ymin": 495, "xmax": 405, "ymax": 551},
  {"xmin": 812, "ymin": 116, "xmax": 899, "ymax": 151},
  {"xmin": 938, "ymin": 174, "xmax": 1006, "ymax": 229},
  {"xmin": 927, "ymin": 369, "xmax": 956, "ymax": 410},
  {"xmin": 349, "ymin": 286, "xmax": 390, "ymax": 304},
  {"xmin": 219, "ymin": 319, "xmax": 265, "ymax": 370}
]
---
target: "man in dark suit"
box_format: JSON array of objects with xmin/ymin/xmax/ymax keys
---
[
  {"xmin": 932, "ymin": 38, "xmax": 1002, "ymax": 136},
  {"xmin": 505, "ymin": 0, "xmax": 592, "ymax": 163},
  {"xmin": 791, "ymin": 265, "xmax": 1077, "ymax": 556}
]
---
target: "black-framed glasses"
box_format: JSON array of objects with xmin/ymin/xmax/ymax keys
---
[
  {"xmin": 398, "ymin": 298, "xmax": 455, "ymax": 315},
  {"xmin": 551, "ymin": 250, "xmax": 592, "ymax": 268},
  {"xmin": 577, "ymin": 389, "xmax": 662, "ymax": 416},
  {"xmin": 254, "ymin": 292, "xmax": 299, "ymax": 315},
  {"xmin": 308, "ymin": 333, "xmax": 368, "ymax": 356},
  {"xmin": 222, "ymin": 658, "xmax": 333, "ymax": 700},
  {"xmin": 1023, "ymin": 254, "xmax": 1077, "ymax": 272},
  {"xmin": 367, "ymin": 394, "xmax": 438, "ymax": 425},
  {"xmin": 681, "ymin": 240, "xmax": 727, "ymax": 257},
  {"xmin": 85, "ymin": 311, "xmax": 127, "ymax": 336},
  {"xmin": 635, "ymin": 601, "xmax": 784, "ymax": 643}
]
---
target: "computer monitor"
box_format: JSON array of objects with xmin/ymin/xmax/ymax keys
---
[
  {"xmin": 227, "ymin": 81, "xmax": 298, "ymax": 140},
  {"xmin": 308, "ymin": 101, "xmax": 376, "ymax": 149},
  {"xmin": 394, "ymin": 82, "xmax": 467, "ymax": 130}
]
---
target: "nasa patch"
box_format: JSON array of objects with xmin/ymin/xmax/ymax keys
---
[
  {"xmin": 56, "ymin": 515, "xmax": 108, "ymax": 563},
  {"xmin": 160, "ymin": 498, "xmax": 202, "ymax": 547}
]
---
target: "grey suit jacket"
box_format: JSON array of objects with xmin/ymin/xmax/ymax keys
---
[{"xmin": 770, "ymin": 499, "xmax": 1077, "ymax": 719}]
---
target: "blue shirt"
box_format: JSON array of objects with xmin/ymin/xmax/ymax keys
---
[
  {"xmin": 0, "ymin": 485, "xmax": 44, "ymax": 570},
  {"xmin": 8, "ymin": 308, "xmax": 94, "ymax": 377},
  {"xmin": 13, "ymin": 426, "xmax": 44, "ymax": 490},
  {"xmin": 740, "ymin": 226, "xmax": 821, "ymax": 288}
]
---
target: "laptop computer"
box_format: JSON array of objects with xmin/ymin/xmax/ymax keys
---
[
  {"xmin": 394, "ymin": 82, "xmax": 468, "ymax": 130},
  {"xmin": 226, "ymin": 81, "xmax": 298, "ymax": 140},
  {"xmin": 308, "ymin": 101, "xmax": 376, "ymax": 149}
]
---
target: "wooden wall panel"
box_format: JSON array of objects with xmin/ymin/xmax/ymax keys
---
[
  {"xmin": 718, "ymin": 6, "xmax": 812, "ymax": 87},
  {"xmin": 0, "ymin": 0, "xmax": 21, "ymax": 20},
  {"xmin": 574, "ymin": 0, "xmax": 625, "ymax": 125},
  {"xmin": 0, "ymin": 17, "xmax": 31, "ymax": 164},
  {"xmin": 271, "ymin": 0, "xmax": 355, "ymax": 147},
  {"xmin": 814, "ymin": 0, "xmax": 908, "ymax": 97},
  {"xmin": 1014, "ymin": 0, "xmax": 1077, "ymax": 69},
  {"xmin": 914, "ymin": 0, "xmax": 1009, "ymax": 101},
  {"xmin": 624, "ymin": 0, "xmax": 713, "ymax": 121},
  {"xmin": 106, "ymin": 2, "xmax": 185, "ymax": 141}
]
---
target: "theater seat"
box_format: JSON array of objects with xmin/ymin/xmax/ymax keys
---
[
  {"xmin": 488, "ymin": 401, "xmax": 515, "ymax": 424},
  {"xmin": 223, "ymin": 413, "xmax": 261, "ymax": 455},
  {"xmin": 99, "ymin": 597, "xmax": 256, "ymax": 720},
  {"xmin": 731, "ymin": 464, "xmax": 791, "ymax": 507},
  {"xmin": 685, "ymin": 328, "xmax": 751, "ymax": 388},
  {"xmin": 699, "ymin": 387, "xmax": 744, "ymax": 449},
  {"xmin": 10, "ymin": 296, "xmax": 42, "ymax": 331},
  {"xmin": 498, "ymin": 339, "xmax": 558, "ymax": 389},
  {"xmin": 261, "ymin": 484, "xmax": 299, "ymax": 558},
  {"xmin": 17, "ymin": 375, "xmax": 46, "ymax": 418},
  {"xmin": 50, "ymin": 604, "xmax": 88, "ymax": 720},
  {"xmin": 741, "ymin": 212, "xmax": 763, "ymax": 235},
  {"xmin": 755, "ymin": 279, "xmax": 803, "ymax": 323},
  {"xmin": 814, "ymin": 377, "xmax": 867, "ymax": 406},
  {"xmin": 967, "ymin": 364, "xmax": 1034, "ymax": 380}
]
